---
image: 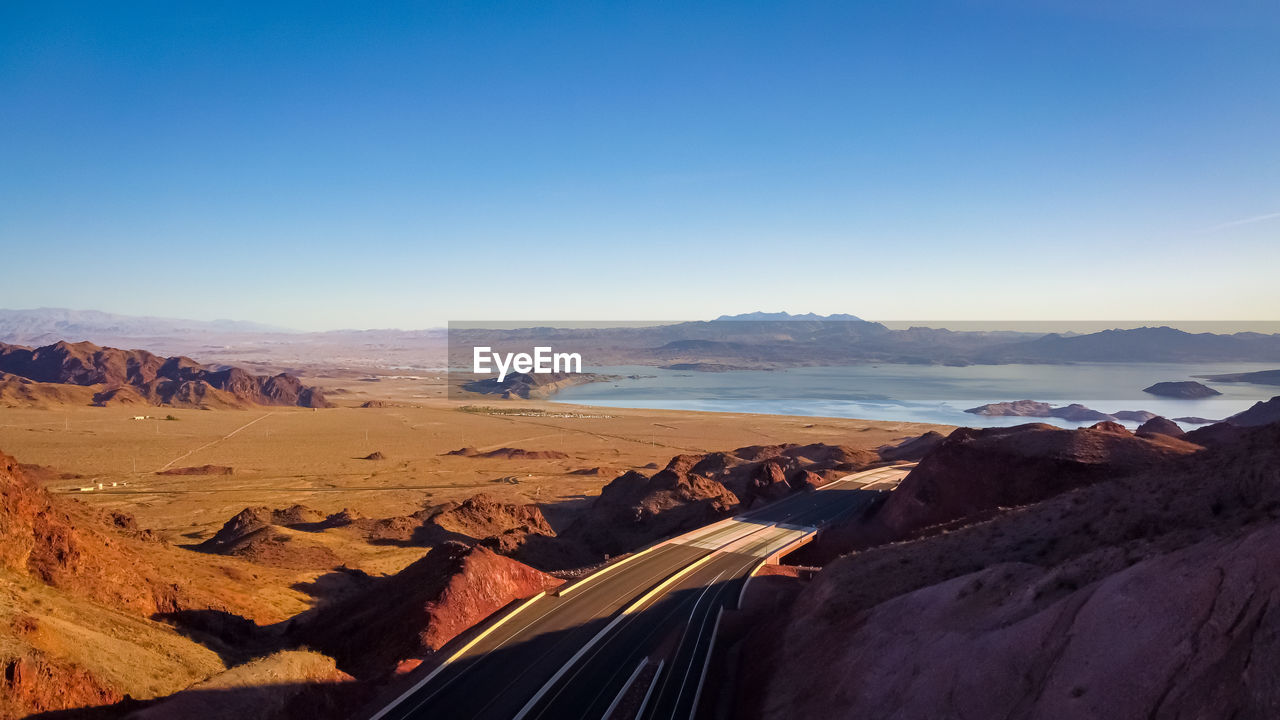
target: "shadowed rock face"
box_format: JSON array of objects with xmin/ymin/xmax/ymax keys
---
[
  {"xmin": 758, "ymin": 525, "xmax": 1280, "ymax": 720},
  {"xmin": 747, "ymin": 460, "xmax": 791, "ymax": 505},
  {"xmin": 802, "ymin": 422, "xmax": 1203, "ymax": 563},
  {"xmin": 557, "ymin": 442, "xmax": 880, "ymax": 562},
  {"xmin": 877, "ymin": 431, "xmax": 946, "ymax": 462},
  {"xmin": 1225, "ymin": 395, "xmax": 1280, "ymax": 427},
  {"xmin": 0, "ymin": 340, "xmax": 329, "ymax": 408},
  {"xmin": 872, "ymin": 422, "xmax": 1201, "ymax": 540},
  {"xmin": 564, "ymin": 464, "xmax": 740, "ymax": 558},
  {"xmin": 741, "ymin": 420, "xmax": 1280, "ymax": 720},
  {"xmin": 1180, "ymin": 396, "xmax": 1280, "ymax": 447}
]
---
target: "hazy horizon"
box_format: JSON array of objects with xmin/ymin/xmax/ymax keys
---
[
  {"xmin": 4, "ymin": 2, "xmax": 1278, "ymax": 329},
  {"xmin": 4, "ymin": 306, "xmax": 1280, "ymax": 336}
]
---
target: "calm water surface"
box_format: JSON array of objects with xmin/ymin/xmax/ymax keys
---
[{"xmin": 552, "ymin": 363, "xmax": 1280, "ymax": 428}]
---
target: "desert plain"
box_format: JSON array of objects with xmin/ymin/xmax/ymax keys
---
[{"xmin": 1, "ymin": 367, "xmax": 942, "ymax": 614}]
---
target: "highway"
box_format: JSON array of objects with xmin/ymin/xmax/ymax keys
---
[{"xmin": 368, "ymin": 465, "xmax": 908, "ymax": 720}]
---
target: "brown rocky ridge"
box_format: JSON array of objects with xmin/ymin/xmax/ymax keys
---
[
  {"xmin": 0, "ymin": 339, "xmax": 330, "ymax": 409},
  {"xmin": 444, "ymin": 446, "xmax": 570, "ymax": 460},
  {"xmin": 799, "ymin": 420, "xmax": 1202, "ymax": 563},
  {"xmin": 555, "ymin": 442, "xmax": 883, "ymax": 564},
  {"xmin": 198, "ymin": 494, "xmax": 560, "ymax": 567}
]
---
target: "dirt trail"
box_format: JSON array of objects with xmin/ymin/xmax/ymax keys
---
[{"xmin": 156, "ymin": 412, "xmax": 275, "ymax": 471}]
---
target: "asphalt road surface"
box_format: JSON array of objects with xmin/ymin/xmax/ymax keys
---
[{"xmin": 369, "ymin": 466, "xmax": 908, "ymax": 720}]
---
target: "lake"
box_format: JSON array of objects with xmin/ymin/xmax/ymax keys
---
[{"xmin": 551, "ymin": 362, "xmax": 1280, "ymax": 427}]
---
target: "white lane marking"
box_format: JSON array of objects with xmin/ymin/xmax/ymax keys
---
[
  {"xmin": 646, "ymin": 570, "xmax": 728, "ymax": 715},
  {"xmin": 685, "ymin": 606, "xmax": 725, "ymax": 720},
  {"xmin": 672, "ymin": 579, "xmax": 722, "ymax": 708},
  {"xmin": 602, "ymin": 658, "xmax": 648, "ymax": 720},
  {"xmin": 546, "ymin": 557, "xmax": 760, "ymax": 718},
  {"xmin": 513, "ymin": 559, "xmax": 733, "ymax": 720},
  {"xmin": 635, "ymin": 659, "xmax": 665, "ymax": 720},
  {"xmin": 472, "ymin": 552, "xmax": 702, "ymax": 719}
]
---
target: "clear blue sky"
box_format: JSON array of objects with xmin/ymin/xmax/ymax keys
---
[{"xmin": 2, "ymin": 1, "xmax": 1277, "ymax": 330}]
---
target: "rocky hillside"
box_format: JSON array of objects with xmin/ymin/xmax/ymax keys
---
[
  {"xmin": 0, "ymin": 450, "xmax": 186, "ymax": 616},
  {"xmin": 0, "ymin": 450, "xmax": 319, "ymax": 719},
  {"xmin": 558, "ymin": 442, "xmax": 881, "ymax": 562},
  {"xmin": 0, "ymin": 340, "xmax": 329, "ymax": 408},
  {"xmin": 739, "ymin": 419, "xmax": 1280, "ymax": 720},
  {"xmin": 0, "ymin": 450, "xmax": 574, "ymax": 719},
  {"xmin": 803, "ymin": 421, "xmax": 1201, "ymax": 562},
  {"xmin": 1224, "ymin": 395, "xmax": 1280, "ymax": 427}
]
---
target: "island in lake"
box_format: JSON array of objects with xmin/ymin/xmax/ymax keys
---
[
  {"xmin": 1143, "ymin": 381, "xmax": 1221, "ymax": 399},
  {"xmin": 966, "ymin": 400, "xmax": 1157, "ymax": 424}
]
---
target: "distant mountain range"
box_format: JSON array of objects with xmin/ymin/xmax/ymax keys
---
[
  {"xmin": 447, "ymin": 321, "xmax": 1280, "ymax": 368},
  {"xmin": 713, "ymin": 311, "xmax": 864, "ymax": 322},
  {"xmin": 0, "ymin": 308, "xmax": 446, "ymax": 371},
  {"xmin": 0, "ymin": 308, "xmax": 293, "ymax": 344},
  {"xmin": 5, "ymin": 308, "xmax": 1280, "ymax": 370}
]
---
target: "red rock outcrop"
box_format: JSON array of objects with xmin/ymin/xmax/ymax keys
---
[
  {"xmin": 293, "ymin": 542, "xmax": 561, "ymax": 678},
  {"xmin": 1, "ymin": 651, "xmax": 122, "ymax": 719}
]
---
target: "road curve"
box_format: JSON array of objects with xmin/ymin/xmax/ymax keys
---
[{"xmin": 368, "ymin": 466, "xmax": 908, "ymax": 720}]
